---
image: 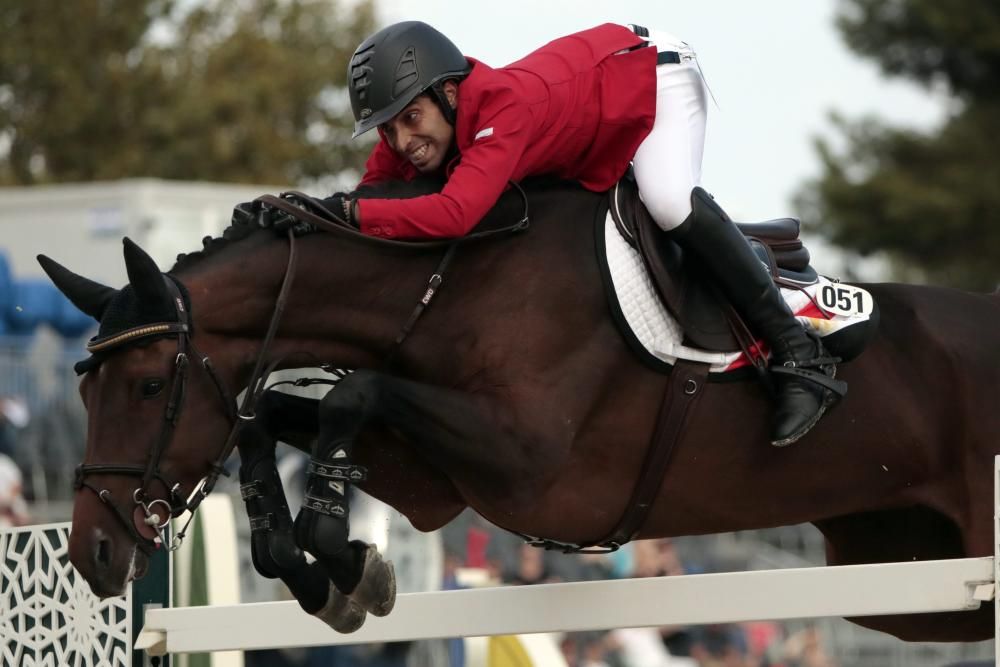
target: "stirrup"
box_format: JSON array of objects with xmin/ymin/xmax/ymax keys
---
[
  {"xmin": 771, "ymin": 357, "xmax": 847, "ymax": 398},
  {"xmin": 770, "ymin": 358, "xmax": 844, "ymax": 447}
]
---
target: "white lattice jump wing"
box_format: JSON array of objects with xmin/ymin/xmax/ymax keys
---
[{"xmin": 0, "ymin": 522, "xmax": 133, "ymax": 667}]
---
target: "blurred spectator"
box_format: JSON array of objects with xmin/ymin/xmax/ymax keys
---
[
  {"xmin": 504, "ymin": 543, "xmax": 560, "ymax": 585},
  {"xmin": 743, "ymin": 621, "xmax": 783, "ymax": 666},
  {"xmin": 0, "ymin": 395, "xmax": 29, "ymax": 459},
  {"xmin": 631, "ymin": 539, "xmax": 698, "ymax": 659},
  {"xmin": 608, "ymin": 626, "xmax": 698, "ymax": 667},
  {"xmin": 561, "ymin": 631, "xmax": 612, "ymax": 667},
  {"xmin": 781, "ymin": 626, "xmax": 838, "ymax": 667},
  {"xmin": 604, "ymin": 539, "xmax": 699, "ymax": 667},
  {"xmin": 0, "ymin": 452, "xmax": 29, "ymax": 527},
  {"xmin": 689, "ymin": 625, "xmax": 751, "ymax": 667}
]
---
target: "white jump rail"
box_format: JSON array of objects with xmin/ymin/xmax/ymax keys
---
[{"xmin": 137, "ymin": 456, "xmax": 1000, "ymax": 658}]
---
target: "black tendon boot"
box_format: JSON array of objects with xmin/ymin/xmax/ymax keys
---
[
  {"xmin": 237, "ymin": 423, "xmax": 306, "ymax": 579},
  {"xmin": 294, "ymin": 440, "xmax": 396, "ymax": 627},
  {"xmin": 236, "ymin": 422, "xmax": 362, "ymax": 631},
  {"xmin": 670, "ymin": 188, "xmax": 847, "ymax": 445}
]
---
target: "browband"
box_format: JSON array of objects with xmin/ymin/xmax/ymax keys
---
[{"xmin": 86, "ymin": 322, "xmax": 189, "ymax": 353}]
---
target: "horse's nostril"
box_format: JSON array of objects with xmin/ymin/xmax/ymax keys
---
[{"xmin": 95, "ymin": 536, "xmax": 112, "ymax": 569}]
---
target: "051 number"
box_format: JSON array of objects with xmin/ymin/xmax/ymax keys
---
[{"xmin": 820, "ymin": 285, "xmax": 864, "ymax": 315}]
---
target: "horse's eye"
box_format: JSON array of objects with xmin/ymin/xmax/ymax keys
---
[{"xmin": 141, "ymin": 379, "xmax": 165, "ymax": 398}]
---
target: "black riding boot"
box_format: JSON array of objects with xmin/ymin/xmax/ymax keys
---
[{"xmin": 669, "ymin": 187, "xmax": 846, "ymax": 445}]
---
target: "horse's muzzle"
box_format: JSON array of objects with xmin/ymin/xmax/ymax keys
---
[{"xmin": 69, "ymin": 518, "xmax": 148, "ymax": 599}]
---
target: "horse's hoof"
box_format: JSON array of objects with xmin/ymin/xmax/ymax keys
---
[
  {"xmin": 314, "ymin": 582, "xmax": 366, "ymax": 633},
  {"xmin": 350, "ymin": 544, "xmax": 396, "ymax": 617}
]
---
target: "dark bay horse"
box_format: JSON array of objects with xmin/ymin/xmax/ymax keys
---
[{"xmin": 41, "ymin": 180, "xmax": 1000, "ymax": 642}]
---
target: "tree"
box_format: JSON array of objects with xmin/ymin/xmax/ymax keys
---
[
  {"xmin": 796, "ymin": 0, "xmax": 1000, "ymax": 290},
  {"xmin": 0, "ymin": 0, "xmax": 375, "ymax": 186}
]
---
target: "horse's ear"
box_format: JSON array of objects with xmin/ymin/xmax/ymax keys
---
[
  {"xmin": 122, "ymin": 237, "xmax": 169, "ymax": 305},
  {"xmin": 37, "ymin": 254, "xmax": 117, "ymax": 321}
]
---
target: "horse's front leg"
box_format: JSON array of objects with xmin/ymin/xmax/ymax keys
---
[
  {"xmin": 293, "ymin": 369, "xmax": 538, "ymax": 626},
  {"xmin": 253, "ymin": 388, "xmax": 320, "ymax": 455},
  {"xmin": 236, "ymin": 395, "xmax": 368, "ymax": 633}
]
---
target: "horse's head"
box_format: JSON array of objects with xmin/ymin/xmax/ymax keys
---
[{"xmin": 40, "ymin": 239, "xmax": 236, "ymax": 597}]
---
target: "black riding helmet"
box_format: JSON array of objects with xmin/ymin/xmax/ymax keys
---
[{"xmin": 348, "ymin": 21, "xmax": 471, "ymax": 138}]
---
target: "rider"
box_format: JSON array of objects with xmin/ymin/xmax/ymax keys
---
[{"xmin": 277, "ymin": 21, "xmax": 842, "ymax": 446}]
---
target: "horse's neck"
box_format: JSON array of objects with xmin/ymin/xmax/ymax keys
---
[
  {"xmin": 180, "ymin": 186, "xmax": 611, "ymax": 391},
  {"xmin": 180, "ymin": 235, "xmax": 446, "ymax": 379}
]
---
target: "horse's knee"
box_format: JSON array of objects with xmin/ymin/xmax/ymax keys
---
[
  {"xmin": 318, "ymin": 369, "xmax": 382, "ymax": 425},
  {"xmin": 256, "ymin": 390, "xmax": 317, "ymax": 432},
  {"xmin": 256, "ymin": 388, "xmax": 285, "ymax": 414}
]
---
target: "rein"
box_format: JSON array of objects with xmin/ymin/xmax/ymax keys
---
[{"xmin": 76, "ymin": 184, "xmax": 530, "ymax": 556}]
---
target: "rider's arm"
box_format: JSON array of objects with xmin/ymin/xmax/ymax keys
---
[{"xmin": 356, "ymin": 104, "xmax": 530, "ymax": 239}]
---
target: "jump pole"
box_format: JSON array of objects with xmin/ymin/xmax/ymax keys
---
[{"xmin": 137, "ymin": 456, "xmax": 1000, "ymax": 657}]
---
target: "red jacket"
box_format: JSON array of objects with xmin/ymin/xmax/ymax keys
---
[{"xmin": 357, "ymin": 23, "xmax": 657, "ymax": 239}]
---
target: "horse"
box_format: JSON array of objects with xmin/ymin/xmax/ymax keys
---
[{"xmin": 39, "ymin": 178, "xmax": 1000, "ymax": 642}]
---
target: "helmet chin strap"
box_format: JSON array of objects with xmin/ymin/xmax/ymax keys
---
[{"xmin": 429, "ymin": 82, "xmax": 458, "ymax": 126}]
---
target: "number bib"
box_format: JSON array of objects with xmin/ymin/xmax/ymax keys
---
[{"xmin": 818, "ymin": 282, "xmax": 875, "ymax": 318}]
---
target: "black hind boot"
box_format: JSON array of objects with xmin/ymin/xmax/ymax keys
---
[{"xmin": 669, "ymin": 188, "xmax": 847, "ymax": 445}]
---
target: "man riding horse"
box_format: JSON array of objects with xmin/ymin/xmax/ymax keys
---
[
  {"xmin": 248, "ymin": 21, "xmax": 843, "ymax": 444},
  {"xmin": 240, "ymin": 27, "xmax": 848, "ymax": 624},
  {"xmin": 41, "ymin": 20, "xmax": 1000, "ymax": 642}
]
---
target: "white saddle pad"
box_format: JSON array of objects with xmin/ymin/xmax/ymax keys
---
[{"xmin": 603, "ymin": 213, "xmax": 874, "ymax": 374}]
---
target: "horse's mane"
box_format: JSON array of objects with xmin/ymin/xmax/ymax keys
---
[
  {"xmin": 169, "ymin": 176, "xmax": 447, "ymax": 273},
  {"xmin": 170, "ymin": 174, "xmax": 587, "ymax": 273}
]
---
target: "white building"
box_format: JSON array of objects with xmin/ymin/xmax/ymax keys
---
[{"xmin": 0, "ymin": 178, "xmax": 287, "ymax": 286}]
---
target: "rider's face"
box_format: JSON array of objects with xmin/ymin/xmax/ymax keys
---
[{"xmin": 380, "ymin": 81, "xmax": 458, "ymax": 173}]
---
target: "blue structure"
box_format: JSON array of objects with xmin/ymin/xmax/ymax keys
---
[{"xmin": 0, "ymin": 250, "xmax": 93, "ymax": 340}]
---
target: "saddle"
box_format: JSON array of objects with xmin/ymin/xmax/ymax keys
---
[{"xmin": 609, "ymin": 173, "xmax": 818, "ymax": 352}]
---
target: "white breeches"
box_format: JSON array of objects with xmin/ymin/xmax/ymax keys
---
[{"xmin": 631, "ymin": 30, "xmax": 708, "ymax": 232}]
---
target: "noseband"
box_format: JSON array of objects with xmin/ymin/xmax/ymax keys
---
[{"xmin": 75, "ymin": 233, "xmax": 299, "ymax": 556}]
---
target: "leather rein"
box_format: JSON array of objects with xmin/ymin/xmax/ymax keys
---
[{"xmin": 75, "ymin": 187, "xmax": 529, "ymax": 556}]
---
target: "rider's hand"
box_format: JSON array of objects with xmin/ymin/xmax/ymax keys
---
[
  {"xmin": 322, "ymin": 193, "xmax": 358, "ymax": 228},
  {"xmin": 231, "ymin": 201, "xmax": 263, "ymax": 227},
  {"xmin": 231, "ymin": 200, "xmax": 309, "ymax": 234},
  {"xmin": 269, "ymin": 207, "xmax": 315, "ymax": 236}
]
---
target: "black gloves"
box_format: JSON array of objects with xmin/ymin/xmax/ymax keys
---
[
  {"xmin": 230, "ymin": 201, "xmax": 262, "ymax": 227},
  {"xmin": 230, "ymin": 193, "xmax": 357, "ymax": 237},
  {"xmin": 320, "ymin": 193, "xmax": 357, "ymax": 228},
  {"xmin": 230, "ymin": 199, "xmax": 314, "ymax": 236}
]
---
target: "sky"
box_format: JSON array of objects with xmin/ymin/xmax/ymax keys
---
[{"xmin": 376, "ymin": 0, "xmax": 948, "ymax": 275}]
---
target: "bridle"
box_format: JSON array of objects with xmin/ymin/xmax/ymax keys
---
[
  {"xmin": 74, "ymin": 186, "xmax": 530, "ymax": 556},
  {"xmin": 75, "ymin": 233, "xmax": 299, "ymax": 556}
]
